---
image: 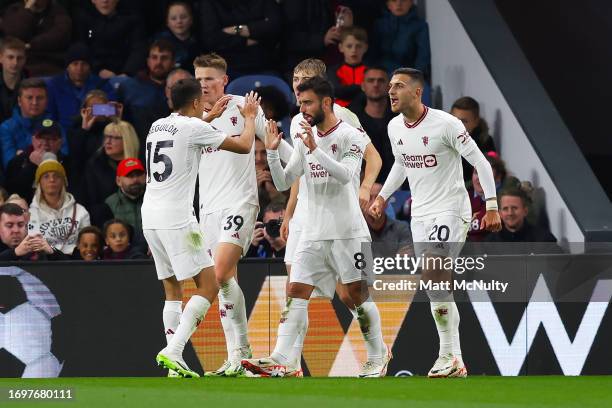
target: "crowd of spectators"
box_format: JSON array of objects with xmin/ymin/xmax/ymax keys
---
[{"xmin": 0, "ymin": 0, "xmax": 559, "ymax": 262}]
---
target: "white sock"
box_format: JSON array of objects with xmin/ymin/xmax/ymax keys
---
[
  {"xmin": 288, "ymin": 312, "xmax": 308, "ymax": 367},
  {"xmin": 219, "ymin": 277, "xmax": 249, "ymax": 349},
  {"xmin": 430, "ymin": 301, "xmax": 453, "ymax": 356},
  {"xmin": 451, "ymin": 302, "xmax": 462, "ymax": 363},
  {"xmin": 355, "ymin": 299, "xmax": 384, "ymax": 362},
  {"xmin": 166, "ymin": 295, "xmax": 211, "ymax": 356},
  {"xmin": 218, "ymin": 286, "xmax": 236, "ymax": 357},
  {"xmin": 271, "ymin": 297, "xmax": 309, "ymax": 366},
  {"xmin": 163, "ymin": 301, "xmax": 182, "ymax": 344}
]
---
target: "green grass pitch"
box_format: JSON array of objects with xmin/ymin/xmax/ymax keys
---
[{"xmin": 1, "ymin": 377, "xmax": 610, "ymax": 408}]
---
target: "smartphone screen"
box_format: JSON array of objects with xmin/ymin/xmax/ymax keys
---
[{"xmin": 92, "ymin": 103, "xmax": 116, "ymax": 116}]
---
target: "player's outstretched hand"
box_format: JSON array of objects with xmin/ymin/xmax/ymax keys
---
[
  {"xmin": 204, "ymin": 94, "xmax": 231, "ymax": 122},
  {"xmin": 280, "ymin": 216, "xmax": 290, "ymax": 241},
  {"xmin": 265, "ymin": 119, "xmax": 283, "ymax": 150},
  {"xmin": 299, "ymin": 120, "xmax": 317, "ymax": 152},
  {"xmin": 368, "ymin": 195, "xmax": 385, "ymax": 219},
  {"xmin": 480, "ymin": 210, "xmax": 502, "ymax": 232},
  {"xmin": 238, "ymin": 91, "xmax": 260, "ymax": 119},
  {"xmin": 359, "ymin": 185, "xmax": 371, "ymax": 212}
]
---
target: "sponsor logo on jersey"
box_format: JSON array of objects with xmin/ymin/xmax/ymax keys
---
[
  {"xmin": 230, "ymin": 116, "xmax": 238, "ymax": 126},
  {"xmin": 231, "ymin": 232, "xmax": 240, "ymax": 239},
  {"xmin": 400, "ymin": 154, "xmax": 438, "ymax": 168},
  {"xmin": 422, "ymin": 136, "xmax": 429, "ymax": 146},
  {"xmin": 202, "ymin": 146, "xmax": 220, "ymax": 153},
  {"xmin": 457, "ymin": 130, "xmax": 471, "ymax": 145},
  {"xmin": 309, "ymin": 162, "xmax": 329, "ymax": 178},
  {"xmin": 398, "ymin": 139, "xmax": 404, "ymax": 145}
]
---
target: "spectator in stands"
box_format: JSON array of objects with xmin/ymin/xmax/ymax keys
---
[
  {"xmin": 254, "ymin": 85, "xmax": 291, "ymax": 136},
  {"xmin": 0, "ymin": 78, "xmax": 67, "ymax": 168},
  {"xmin": 129, "ymin": 68, "xmax": 191, "ymax": 152},
  {"xmin": 246, "ymin": 202, "xmax": 286, "ymax": 258},
  {"xmin": 83, "ymin": 120, "xmax": 139, "ymax": 210},
  {"xmin": 0, "ymin": 187, "xmax": 7, "ymax": 205},
  {"xmin": 0, "ymin": 37, "xmax": 28, "ymax": 124},
  {"xmin": 46, "ymin": 43, "xmax": 117, "ymax": 131},
  {"xmin": 6, "ymin": 119, "xmax": 69, "ymax": 203},
  {"xmin": 1, "ymin": 0, "xmax": 72, "ymax": 76},
  {"xmin": 363, "ymin": 183, "xmax": 413, "ymax": 258},
  {"xmin": 255, "ymin": 138, "xmax": 285, "ymax": 215},
  {"xmin": 198, "ymin": 0, "xmax": 282, "ymax": 76},
  {"xmin": 155, "ymin": 1, "xmax": 199, "ymax": 72},
  {"xmin": 348, "ymin": 66, "xmax": 395, "ymax": 183},
  {"xmin": 369, "ymin": 0, "xmax": 430, "ymax": 77},
  {"xmin": 0, "ymin": 202, "xmax": 66, "ymax": 260},
  {"xmin": 6, "ymin": 193, "xmax": 30, "ymax": 222},
  {"xmin": 28, "ymin": 155, "xmax": 90, "ymax": 255},
  {"xmin": 102, "ymin": 218, "xmax": 146, "ymax": 260},
  {"xmin": 329, "ymin": 26, "xmax": 368, "ymax": 107},
  {"xmin": 450, "ymin": 96, "xmax": 496, "ymax": 152},
  {"xmin": 485, "ymin": 187, "xmax": 558, "ymax": 244},
  {"xmin": 280, "ymin": 1, "xmax": 353, "ymax": 78},
  {"xmin": 467, "ymin": 154, "xmax": 508, "ymax": 242},
  {"xmin": 73, "ymin": 225, "xmax": 104, "ymax": 260},
  {"xmin": 76, "ymin": 0, "xmax": 147, "ymax": 78}
]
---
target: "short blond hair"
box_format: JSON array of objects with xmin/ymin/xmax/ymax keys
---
[
  {"xmin": 193, "ymin": 53, "xmax": 227, "ymax": 73},
  {"xmin": 104, "ymin": 121, "xmax": 139, "ymax": 159},
  {"xmin": 293, "ymin": 58, "xmax": 326, "ymax": 78}
]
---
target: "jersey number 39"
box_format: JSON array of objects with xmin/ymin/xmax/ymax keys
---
[{"xmin": 146, "ymin": 140, "xmax": 174, "ymax": 183}]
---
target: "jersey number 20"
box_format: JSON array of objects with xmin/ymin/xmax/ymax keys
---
[{"xmin": 146, "ymin": 140, "xmax": 174, "ymax": 183}]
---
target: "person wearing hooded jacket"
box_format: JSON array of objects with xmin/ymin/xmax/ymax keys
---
[{"xmin": 28, "ymin": 154, "xmax": 90, "ymax": 255}]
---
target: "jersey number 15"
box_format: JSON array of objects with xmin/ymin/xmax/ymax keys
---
[{"xmin": 146, "ymin": 140, "xmax": 174, "ymax": 183}]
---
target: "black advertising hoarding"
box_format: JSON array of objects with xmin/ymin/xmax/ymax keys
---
[{"xmin": 1, "ymin": 255, "xmax": 611, "ymax": 377}]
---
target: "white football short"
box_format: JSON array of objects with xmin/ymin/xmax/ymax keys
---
[
  {"xmin": 144, "ymin": 222, "xmax": 214, "ymax": 281},
  {"xmin": 200, "ymin": 203, "xmax": 258, "ymax": 257},
  {"xmin": 291, "ymin": 237, "xmax": 371, "ymax": 299},
  {"xmin": 283, "ymin": 218, "xmax": 302, "ymax": 264},
  {"xmin": 411, "ymin": 214, "xmax": 469, "ymax": 258}
]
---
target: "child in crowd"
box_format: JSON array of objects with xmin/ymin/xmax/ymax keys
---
[
  {"xmin": 74, "ymin": 226, "xmax": 104, "ymax": 261},
  {"xmin": 102, "ymin": 219, "xmax": 146, "ymax": 260},
  {"xmin": 329, "ymin": 26, "xmax": 369, "ymax": 107}
]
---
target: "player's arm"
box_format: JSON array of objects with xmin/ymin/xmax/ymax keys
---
[
  {"xmin": 265, "ymin": 119, "xmax": 303, "ymax": 191},
  {"xmin": 281, "ymin": 179, "xmax": 299, "ymax": 240},
  {"xmin": 360, "ymin": 142, "xmax": 382, "ymax": 209},
  {"xmin": 218, "ymin": 92, "xmax": 259, "ymax": 154},
  {"xmin": 370, "ymin": 159, "xmax": 405, "ymax": 218},
  {"xmin": 203, "ymin": 95, "xmax": 232, "ymax": 122},
  {"xmin": 254, "ymin": 108, "xmax": 294, "ymax": 163}
]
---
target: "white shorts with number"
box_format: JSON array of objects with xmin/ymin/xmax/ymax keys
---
[
  {"xmin": 283, "ymin": 218, "xmax": 302, "ymax": 264},
  {"xmin": 411, "ymin": 214, "xmax": 469, "ymax": 258},
  {"xmin": 291, "ymin": 237, "xmax": 371, "ymax": 299},
  {"xmin": 144, "ymin": 222, "xmax": 214, "ymax": 281},
  {"xmin": 200, "ymin": 203, "xmax": 258, "ymax": 257}
]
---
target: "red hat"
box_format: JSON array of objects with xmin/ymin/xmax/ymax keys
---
[{"xmin": 117, "ymin": 158, "xmax": 145, "ymax": 177}]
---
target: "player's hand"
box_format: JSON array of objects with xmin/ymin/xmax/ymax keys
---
[
  {"xmin": 251, "ymin": 222, "xmax": 265, "ymax": 246},
  {"xmin": 299, "ymin": 120, "xmax": 317, "ymax": 152},
  {"xmin": 238, "ymin": 91, "xmax": 260, "ymax": 119},
  {"xmin": 368, "ymin": 195, "xmax": 385, "ymax": 219},
  {"xmin": 204, "ymin": 95, "xmax": 231, "ymax": 122},
  {"xmin": 280, "ymin": 216, "xmax": 290, "ymax": 241},
  {"xmin": 480, "ymin": 210, "xmax": 502, "ymax": 232},
  {"xmin": 265, "ymin": 119, "xmax": 283, "ymax": 150},
  {"xmin": 359, "ymin": 184, "xmax": 371, "ymax": 212}
]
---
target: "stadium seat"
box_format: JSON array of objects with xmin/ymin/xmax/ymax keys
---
[{"xmin": 226, "ymin": 74, "xmax": 294, "ymax": 105}]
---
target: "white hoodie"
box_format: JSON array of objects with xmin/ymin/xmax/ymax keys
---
[{"xmin": 29, "ymin": 190, "xmax": 91, "ymax": 255}]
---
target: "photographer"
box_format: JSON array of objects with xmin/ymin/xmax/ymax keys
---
[{"xmin": 246, "ymin": 202, "xmax": 286, "ymax": 258}]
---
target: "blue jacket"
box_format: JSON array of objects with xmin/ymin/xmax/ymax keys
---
[
  {"xmin": 369, "ymin": 7, "xmax": 431, "ymax": 76},
  {"xmin": 0, "ymin": 107, "xmax": 68, "ymax": 168},
  {"xmin": 46, "ymin": 72, "xmax": 117, "ymax": 131}
]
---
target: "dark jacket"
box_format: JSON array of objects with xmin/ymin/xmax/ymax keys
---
[
  {"xmin": 0, "ymin": 240, "xmax": 69, "ymax": 261},
  {"xmin": 246, "ymin": 239, "xmax": 285, "ymax": 259},
  {"xmin": 76, "ymin": 7, "xmax": 147, "ymax": 75},
  {"xmin": 154, "ymin": 29, "xmax": 199, "ymax": 73},
  {"xmin": 1, "ymin": 2, "xmax": 72, "ymax": 75},
  {"xmin": 83, "ymin": 149, "xmax": 120, "ymax": 210},
  {"xmin": 102, "ymin": 244, "xmax": 147, "ymax": 260},
  {"xmin": 0, "ymin": 69, "xmax": 27, "ymax": 124},
  {"xmin": 104, "ymin": 189, "xmax": 143, "ymax": 233},
  {"xmin": 46, "ymin": 72, "xmax": 117, "ymax": 131},
  {"xmin": 198, "ymin": 0, "xmax": 282, "ymax": 74},
  {"xmin": 5, "ymin": 147, "xmax": 71, "ymax": 203},
  {"xmin": 462, "ymin": 119, "xmax": 497, "ymax": 182},
  {"xmin": 484, "ymin": 221, "xmax": 562, "ymax": 254},
  {"xmin": 369, "ymin": 6, "xmax": 430, "ymax": 77}
]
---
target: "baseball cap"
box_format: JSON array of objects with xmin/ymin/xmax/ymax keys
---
[
  {"xmin": 117, "ymin": 158, "xmax": 145, "ymax": 177},
  {"xmin": 33, "ymin": 119, "xmax": 61, "ymax": 139}
]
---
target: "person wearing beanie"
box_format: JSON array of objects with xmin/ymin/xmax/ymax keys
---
[
  {"xmin": 6, "ymin": 119, "xmax": 72, "ymax": 203},
  {"xmin": 28, "ymin": 154, "xmax": 90, "ymax": 255},
  {"xmin": 45, "ymin": 43, "xmax": 118, "ymax": 131}
]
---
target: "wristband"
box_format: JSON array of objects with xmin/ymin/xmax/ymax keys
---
[{"xmin": 486, "ymin": 198, "xmax": 498, "ymax": 211}]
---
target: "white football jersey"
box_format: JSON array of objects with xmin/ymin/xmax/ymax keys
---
[
  {"xmin": 142, "ymin": 113, "xmax": 226, "ymax": 229},
  {"xmin": 386, "ymin": 106, "xmax": 477, "ymax": 221},
  {"xmin": 281, "ymin": 120, "xmax": 369, "ymax": 241},
  {"xmin": 198, "ymin": 95, "xmax": 267, "ymax": 213},
  {"xmin": 290, "ymin": 104, "xmax": 370, "ymax": 227}
]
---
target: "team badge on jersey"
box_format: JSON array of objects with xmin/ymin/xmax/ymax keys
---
[
  {"xmin": 230, "ymin": 116, "xmax": 238, "ymax": 126},
  {"xmin": 331, "ymin": 144, "xmax": 338, "ymax": 154},
  {"xmin": 422, "ymin": 136, "xmax": 429, "ymax": 146}
]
